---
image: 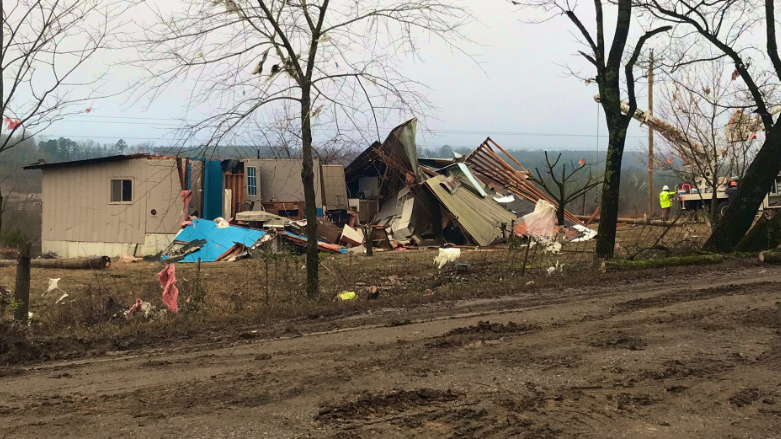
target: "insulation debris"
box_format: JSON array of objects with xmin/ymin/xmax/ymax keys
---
[{"xmin": 434, "ymin": 248, "xmax": 461, "ymax": 269}]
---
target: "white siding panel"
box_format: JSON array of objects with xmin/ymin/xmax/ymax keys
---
[
  {"xmin": 249, "ymin": 159, "xmax": 323, "ymax": 207},
  {"xmin": 43, "ymin": 234, "xmax": 175, "ymax": 259},
  {"xmin": 39, "ymin": 158, "xmax": 183, "ymax": 250}
]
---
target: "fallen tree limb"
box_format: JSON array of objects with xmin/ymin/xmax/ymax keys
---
[
  {"xmin": 0, "ymin": 256, "xmax": 111, "ymax": 270},
  {"xmin": 725, "ymin": 251, "xmax": 761, "ymax": 259},
  {"xmin": 574, "ymin": 215, "xmax": 684, "ymax": 227},
  {"xmin": 734, "ymin": 213, "xmax": 781, "ymax": 253},
  {"xmin": 603, "ymin": 254, "xmax": 723, "ymax": 271},
  {"xmin": 759, "ymin": 251, "xmax": 781, "ymax": 264}
]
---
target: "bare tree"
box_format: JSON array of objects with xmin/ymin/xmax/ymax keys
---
[
  {"xmin": 0, "ymin": 173, "xmax": 13, "ymax": 239},
  {"xmin": 0, "ymin": 133, "xmax": 36, "ymax": 237},
  {"xmin": 653, "ymin": 58, "xmax": 758, "ymax": 225},
  {"xmin": 516, "ymin": 0, "xmax": 670, "ymax": 258},
  {"xmin": 1, "ymin": 0, "xmax": 134, "ymax": 157},
  {"xmin": 131, "ymin": 0, "xmax": 471, "ymax": 296},
  {"xmin": 2, "ymin": 0, "xmax": 135, "ymax": 233},
  {"xmin": 247, "ymin": 103, "xmax": 361, "ymax": 164},
  {"xmin": 634, "ymin": 0, "xmax": 781, "ymax": 252},
  {"xmin": 528, "ymin": 152, "xmax": 602, "ymax": 226}
]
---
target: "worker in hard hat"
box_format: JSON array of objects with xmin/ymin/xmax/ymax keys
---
[
  {"xmin": 725, "ymin": 178, "xmax": 738, "ymax": 205},
  {"xmin": 659, "ymin": 185, "xmax": 677, "ymax": 221}
]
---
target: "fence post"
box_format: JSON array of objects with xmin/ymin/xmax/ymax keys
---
[
  {"xmin": 14, "ymin": 241, "xmax": 31, "ymax": 323},
  {"xmin": 521, "ymin": 238, "xmax": 532, "ymax": 277}
]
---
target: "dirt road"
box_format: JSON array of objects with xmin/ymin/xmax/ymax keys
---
[{"xmin": 2, "ymin": 264, "xmax": 781, "ymax": 438}]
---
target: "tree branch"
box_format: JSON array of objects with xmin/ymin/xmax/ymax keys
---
[
  {"xmin": 625, "ymin": 25, "xmax": 672, "ymax": 117},
  {"xmin": 765, "ymin": 0, "xmax": 781, "ymax": 82},
  {"xmin": 565, "ymin": 9, "xmax": 601, "ymax": 69}
]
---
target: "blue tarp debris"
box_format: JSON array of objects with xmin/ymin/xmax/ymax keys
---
[{"xmin": 163, "ymin": 218, "xmax": 267, "ymax": 262}]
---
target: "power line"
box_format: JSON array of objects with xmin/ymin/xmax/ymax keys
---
[
  {"xmin": 59, "ymin": 115, "xmax": 651, "ymax": 138},
  {"xmin": 40, "ymin": 128, "xmax": 649, "ymax": 140}
]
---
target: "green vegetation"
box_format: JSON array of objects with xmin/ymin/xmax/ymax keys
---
[{"xmin": 604, "ymin": 254, "xmax": 725, "ymax": 271}]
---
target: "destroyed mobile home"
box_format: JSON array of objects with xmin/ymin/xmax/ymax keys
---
[
  {"xmin": 159, "ymin": 119, "xmax": 595, "ymax": 263},
  {"xmin": 340, "ymin": 119, "xmax": 595, "ymax": 251},
  {"xmin": 24, "ymin": 120, "xmax": 595, "ymax": 265}
]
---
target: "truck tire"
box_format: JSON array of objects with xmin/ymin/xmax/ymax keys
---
[{"xmin": 718, "ymin": 201, "xmax": 730, "ymax": 218}]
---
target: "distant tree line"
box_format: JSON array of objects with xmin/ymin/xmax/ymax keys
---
[{"xmin": 36, "ymin": 138, "xmax": 149, "ymax": 163}]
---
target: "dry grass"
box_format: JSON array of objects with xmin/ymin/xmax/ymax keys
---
[{"xmin": 0, "ymin": 224, "xmax": 716, "ymax": 348}]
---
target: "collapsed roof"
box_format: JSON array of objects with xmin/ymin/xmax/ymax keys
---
[
  {"xmin": 345, "ymin": 119, "xmax": 585, "ymax": 247},
  {"xmin": 424, "ymin": 174, "xmax": 517, "ymax": 246},
  {"xmin": 465, "ymin": 138, "xmax": 585, "ymax": 226},
  {"xmin": 345, "ymin": 118, "xmax": 422, "ymax": 201}
]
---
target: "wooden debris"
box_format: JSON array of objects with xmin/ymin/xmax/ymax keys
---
[
  {"xmin": 0, "ymin": 256, "xmax": 111, "ymax": 270},
  {"xmin": 575, "ymin": 215, "xmax": 684, "ymax": 227}
]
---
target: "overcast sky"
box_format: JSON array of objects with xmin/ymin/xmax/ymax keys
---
[{"xmin": 37, "ymin": 0, "xmax": 652, "ymax": 153}]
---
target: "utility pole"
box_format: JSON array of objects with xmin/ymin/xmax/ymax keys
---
[{"xmin": 648, "ymin": 49, "xmax": 655, "ymax": 217}]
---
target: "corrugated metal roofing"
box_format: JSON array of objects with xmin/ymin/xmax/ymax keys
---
[{"xmin": 424, "ymin": 174, "xmax": 518, "ymax": 246}]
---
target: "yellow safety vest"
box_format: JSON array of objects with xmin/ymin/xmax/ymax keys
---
[{"xmin": 659, "ymin": 191, "xmax": 675, "ymax": 209}]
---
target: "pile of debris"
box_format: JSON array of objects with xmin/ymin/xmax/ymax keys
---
[
  {"xmin": 161, "ymin": 216, "xmax": 346, "ymax": 263},
  {"xmin": 161, "ymin": 118, "xmax": 595, "ymax": 264},
  {"xmin": 342, "ymin": 119, "xmax": 595, "ymax": 250}
]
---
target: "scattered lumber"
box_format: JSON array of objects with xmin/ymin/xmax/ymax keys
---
[
  {"xmin": 585, "ymin": 207, "xmax": 600, "ymax": 226},
  {"xmin": 575, "ymin": 215, "xmax": 684, "ymax": 227},
  {"xmin": 759, "ymin": 251, "xmax": 781, "ymax": 264},
  {"xmin": 0, "ymin": 256, "xmax": 111, "ymax": 270}
]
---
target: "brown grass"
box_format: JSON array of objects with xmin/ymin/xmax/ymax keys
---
[{"xmin": 0, "ymin": 223, "xmax": 716, "ymax": 354}]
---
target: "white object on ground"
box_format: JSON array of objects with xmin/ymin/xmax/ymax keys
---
[
  {"xmin": 341, "ymin": 224, "xmax": 365, "ymax": 246},
  {"xmin": 546, "ymin": 260, "xmax": 564, "ymax": 276},
  {"xmin": 119, "ymin": 254, "xmax": 144, "ymax": 263},
  {"xmin": 214, "ymin": 217, "xmax": 230, "ymax": 229},
  {"xmin": 55, "ymin": 293, "xmax": 69, "ymax": 304},
  {"xmin": 492, "ymin": 194, "xmax": 515, "ymax": 204},
  {"xmin": 571, "ymin": 224, "xmax": 598, "ymax": 242},
  {"xmin": 523, "ymin": 200, "xmax": 557, "ymax": 238},
  {"xmin": 434, "ymin": 248, "xmax": 461, "ymax": 269},
  {"xmin": 545, "ymin": 241, "xmax": 562, "ymax": 254},
  {"xmin": 43, "ymin": 278, "xmax": 64, "ymax": 297}
]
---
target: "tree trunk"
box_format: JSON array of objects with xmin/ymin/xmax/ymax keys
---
[
  {"xmin": 734, "ymin": 213, "xmax": 781, "ymax": 252},
  {"xmin": 705, "ymin": 130, "xmax": 781, "ymax": 252},
  {"xmin": 0, "ymin": 256, "xmax": 111, "ymax": 269},
  {"xmin": 0, "ymin": 0, "xmax": 4, "ymax": 239},
  {"xmin": 300, "ymin": 89, "xmax": 319, "ymax": 297},
  {"xmin": 595, "ymin": 117, "xmax": 629, "ymax": 258},
  {"xmin": 0, "ymin": 190, "xmax": 4, "ymax": 239},
  {"xmin": 710, "ymin": 181, "xmax": 718, "ymax": 222},
  {"xmin": 557, "ymin": 200, "xmax": 566, "ymax": 227},
  {"xmin": 14, "ymin": 242, "xmax": 30, "ymax": 323}
]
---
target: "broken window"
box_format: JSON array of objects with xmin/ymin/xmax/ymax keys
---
[
  {"xmin": 247, "ymin": 167, "xmax": 257, "ymax": 196},
  {"xmin": 110, "ymin": 179, "xmax": 132, "ymax": 203}
]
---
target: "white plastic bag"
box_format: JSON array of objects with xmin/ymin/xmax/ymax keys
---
[{"xmin": 522, "ymin": 200, "xmax": 557, "ymax": 238}]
